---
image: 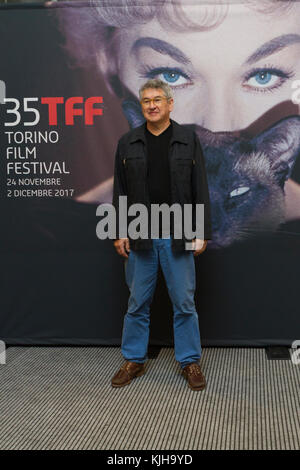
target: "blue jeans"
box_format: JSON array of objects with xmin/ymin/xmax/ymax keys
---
[{"xmin": 121, "ymin": 238, "xmax": 202, "ymax": 369}]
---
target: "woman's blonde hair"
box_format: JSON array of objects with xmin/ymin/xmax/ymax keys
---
[{"xmin": 52, "ymin": 0, "xmax": 296, "ymax": 68}]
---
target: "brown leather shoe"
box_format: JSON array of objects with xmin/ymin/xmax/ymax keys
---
[
  {"xmin": 182, "ymin": 363, "xmax": 206, "ymax": 391},
  {"xmin": 111, "ymin": 361, "xmax": 145, "ymax": 388}
]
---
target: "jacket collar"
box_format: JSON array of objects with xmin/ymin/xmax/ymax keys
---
[{"xmin": 129, "ymin": 118, "xmax": 189, "ymax": 145}]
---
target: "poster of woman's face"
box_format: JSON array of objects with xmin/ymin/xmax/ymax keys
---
[{"xmin": 2, "ymin": 0, "xmax": 300, "ymax": 249}]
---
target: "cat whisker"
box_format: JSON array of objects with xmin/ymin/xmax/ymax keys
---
[{"xmin": 234, "ymin": 226, "xmax": 300, "ymax": 238}]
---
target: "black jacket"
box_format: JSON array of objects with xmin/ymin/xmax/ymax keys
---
[{"xmin": 112, "ymin": 119, "xmax": 212, "ymax": 251}]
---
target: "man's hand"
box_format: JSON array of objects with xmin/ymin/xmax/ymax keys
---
[
  {"xmin": 192, "ymin": 239, "xmax": 207, "ymax": 256},
  {"xmin": 113, "ymin": 238, "xmax": 130, "ymax": 258}
]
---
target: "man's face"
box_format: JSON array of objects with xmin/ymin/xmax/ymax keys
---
[
  {"xmin": 140, "ymin": 87, "xmax": 174, "ymax": 124},
  {"xmin": 114, "ymin": 3, "xmax": 300, "ymax": 133}
]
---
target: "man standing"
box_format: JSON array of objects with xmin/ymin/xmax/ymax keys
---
[{"xmin": 111, "ymin": 79, "xmax": 212, "ymax": 391}]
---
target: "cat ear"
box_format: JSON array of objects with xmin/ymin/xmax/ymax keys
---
[
  {"xmin": 250, "ymin": 115, "xmax": 300, "ymax": 186},
  {"xmin": 192, "ymin": 125, "xmax": 240, "ymax": 148},
  {"xmin": 121, "ymin": 99, "xmax": 146, "ymax": 129}
]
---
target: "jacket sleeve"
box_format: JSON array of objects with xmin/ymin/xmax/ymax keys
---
[
  {"xmin": 192, "ymin": 132, "xmax": 213, "ymax": 240},
  {"xmin": 112, "ymin": 139, "xmax": 127, "ymax": 240}
]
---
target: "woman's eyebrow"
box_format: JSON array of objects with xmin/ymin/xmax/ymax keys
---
[
  {"xmin": 245, "ymin": 34, "xmax": 300, "ymax": 65},
  {"xmin": 132, "ymin": 37, "xmax": 192, "ymax": 65},
  {"xmin": 131, "ymin": 34, "xmax": 300, "ymax": 67}
]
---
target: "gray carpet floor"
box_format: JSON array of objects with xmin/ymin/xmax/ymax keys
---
[{"xmin": 0, "ymin": 346, "xmax": 299, "ymax": 450}]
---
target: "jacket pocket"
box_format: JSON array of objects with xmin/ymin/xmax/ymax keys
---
[
  {"xmin": 175, "ymin": 157, "xmax": 195, "ymax": 165},
  {"xmin": 175, "ymin": 158, "xmax": 193, "ymax": 177},
  {"xmin": 122, "ymin": 156, "xmax": 146, "ymax": 203},
  {"xmin": 174, "ymin": 158, "xmax": 193, "ymax": 201},
  {"xmin": 122, "ymin": 156, "xmax": 144, "ymax": 166}
]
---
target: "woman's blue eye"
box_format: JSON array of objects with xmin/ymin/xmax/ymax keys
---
[
  {"xmin": 244, "ymin": 67, "xmax": 293, "ymax": 91},
  {"xmin": 155, "ymin": 69, "xmax": 189, "ymax": 86},
  {"xmin": 247, "ymin": 71, "xmax": 278, "ymax": 88},
  {"xmin": 141, "ymin": 66, "xmax": 191, "ymax": 87},
  {"xmin": 162, "ymin": 71, "xmax": 181, "ymax": 83},
  {"xmin": 254, "ymin": 71, "xmax": 272, "ymax": 85}
]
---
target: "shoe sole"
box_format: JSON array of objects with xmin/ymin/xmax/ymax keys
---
[
  {"xmin": 111, "ymin": 368, "xmax": 145, "ymax": 388},
  {"xmin": 187, "ymin": 382, "xmax": 206, "ymax": 391}
]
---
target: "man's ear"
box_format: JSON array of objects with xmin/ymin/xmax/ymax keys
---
[{"xmin": 169, "ymin": 98, "xmax": 174, "ymax": 111}]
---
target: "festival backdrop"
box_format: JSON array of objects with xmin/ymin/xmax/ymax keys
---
[{"xmin": 0, "ymin": 0, "xmax": 300, "ymax": 346}]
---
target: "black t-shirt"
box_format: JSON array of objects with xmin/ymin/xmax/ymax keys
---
[{"xmin": 145, "ymin": 121, "xmax": 173, "ymax": 238}]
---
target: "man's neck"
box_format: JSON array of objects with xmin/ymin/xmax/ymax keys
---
[{"xmin": 146, "ymin": 118, "xmax": 171, "ymax": 136}]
